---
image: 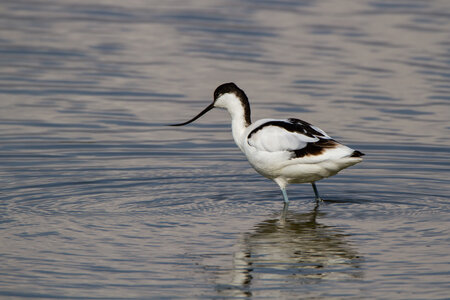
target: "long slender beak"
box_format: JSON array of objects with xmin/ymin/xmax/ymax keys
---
[{"xmin": 170, "ymin": 103, "xmax": 214, "ymax": 126}]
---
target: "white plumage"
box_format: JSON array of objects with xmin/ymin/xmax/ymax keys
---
[
  {"xmin": 171, "ymin": 82, "xmax": 364, "ymax": 209},
  {"xmin": 248, "ymin": 119, "xmax": 319, "ymax": 152}
]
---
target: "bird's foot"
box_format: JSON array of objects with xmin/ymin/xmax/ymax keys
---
[{"xmin": 315, "ymin": 197, "xmax": 324, "ymax": 204}]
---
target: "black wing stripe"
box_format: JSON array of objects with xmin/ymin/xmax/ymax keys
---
[{"xmin": 247, "ymin": 118, "xmax": 326, "ymax": 141}]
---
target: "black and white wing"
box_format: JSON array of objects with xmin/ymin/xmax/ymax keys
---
[{"xmin": 246, "ymin": 118, "xmax": 363, "ymax": 159}]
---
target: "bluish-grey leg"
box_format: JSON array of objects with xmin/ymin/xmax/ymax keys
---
[
  {"xmin": 281, "ymin": 187, "xmax": 289, "ymax": 204},
  {"xmin": 280, "ymin": 187, "xmax": 289, "ymax": 221},
  {"xmin": 311, "ymin": 182, "xmax": 323, "ymax": 203}
]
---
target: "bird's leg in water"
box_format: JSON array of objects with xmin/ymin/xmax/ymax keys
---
[{"xmin": 311, "ymin": 182, "xmax": 323, "ymax": 203}]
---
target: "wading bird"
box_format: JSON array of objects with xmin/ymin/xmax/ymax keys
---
[{"xmin": 171, "ymin": 83, "xmax": 364, "ymax": 210}]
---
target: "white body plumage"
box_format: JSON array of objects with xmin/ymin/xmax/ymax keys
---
[{"xmin": 171, "ymin": 82, "xmax": 364, "ymax": 206}]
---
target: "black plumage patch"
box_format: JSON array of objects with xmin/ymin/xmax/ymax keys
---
[
  {"xmin": 214, "ymin": 82, "xmax": 251, "ymax": 126},
  {"xmin": 350, "ymin": 150, "xmax": 365, "ymax": 157},
  {"xmin": 292, "ymin": 139, "xmax": 339, "ymax": 158},
  {"xmin": 247, "ymin": 118, "xmax": 326, "ymax": 140}
]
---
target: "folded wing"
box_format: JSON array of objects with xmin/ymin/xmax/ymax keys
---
[{"xmin": 246, "ymin": 118, "xmax": 354, "ymax": 160}]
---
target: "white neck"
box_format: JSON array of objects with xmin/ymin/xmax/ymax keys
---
[
  {"xmin": 215, "ymin": 93, "xmax": 251, "ymax": 152},
  {"xmin": 231, "ymin": 113, "xmax": 248, "ymax": 152}
]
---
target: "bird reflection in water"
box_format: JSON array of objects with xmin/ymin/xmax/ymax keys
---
[{"xmin": 216, "ymin": 206, "xmax": 363, "ymax": 297}]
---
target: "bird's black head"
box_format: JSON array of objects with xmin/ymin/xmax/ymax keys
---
[
  {"xmin": 214, "ymin": 82, "xmax": 244, "ymax": 101},
  {"xmin": 213, "ymin": 82, "xmax": 251, "ymax": 126},
  {"xmin": 170, "ymin": 82, "xmax": 251, "ymax": 127}
]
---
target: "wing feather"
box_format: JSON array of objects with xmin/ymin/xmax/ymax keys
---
[{"xmin": 247, "ymin": 119, "xmax": 331, "ymax": 153}]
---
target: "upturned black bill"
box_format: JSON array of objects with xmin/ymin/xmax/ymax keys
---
[{"xmin": 170, "ymin": 103, "xmax": 214, "ymax": 126}]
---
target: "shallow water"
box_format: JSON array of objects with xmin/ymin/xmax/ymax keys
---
[{"xmin": 0, "ymin": 0, "xmax": 449, "ymax": 299}]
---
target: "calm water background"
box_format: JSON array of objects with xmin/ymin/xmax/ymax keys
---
[{"xmin": 1, "ymin": 0, "xmax": 449, "ymax": 299}]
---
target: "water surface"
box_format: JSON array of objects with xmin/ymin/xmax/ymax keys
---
[{"xmin": 0, "ymin": 0, "xmax": 449, "ymax": 299}]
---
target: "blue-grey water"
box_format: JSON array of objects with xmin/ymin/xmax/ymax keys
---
[{"xmin": 1, "ymin": 0, "xmax": 449, "ymax": 299}]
